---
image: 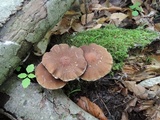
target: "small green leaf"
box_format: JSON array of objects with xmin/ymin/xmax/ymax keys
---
[
  {"xmin": 129, "ymin": 5, "xmax": 135, "ymax": 9},
  {"xmin": 16, "ymin": 66, "xmax": 21, "ymax": 72},
  {"xmin": 22, "ymin": 78, "xmax": 31, "ymax": 88},
  {"xmin": 132, "ymin": 11, "xmax": 139, "ymax": 16},
  {"xmin": 28, "ymin": 73, "xmax": 36, "ymax": 78},
  {"xmin": 136, "ymin": 7, "xmax": 142, "ymax": 11},
  {"xmin": 26, "ymin": 64, "xmax": 35, "ymax": 73},
  {"xmin": 130, "ymin": 2, "xmax": 141, "ymax": 11},
  {"xmin": 18, "ymin": 73, "xmax": 27, "ymax": 79}
]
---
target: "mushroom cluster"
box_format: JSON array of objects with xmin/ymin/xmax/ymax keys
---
[{"xmin": 35, "ymin": 43, "xmax": 113, "ymax": 89}]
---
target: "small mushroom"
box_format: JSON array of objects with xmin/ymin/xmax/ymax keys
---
[
  {"xmin": 42, "ymin": 44, "xmax": 87, "ymax": 81},
  {"xmin": 80, "ymin": 43, "xmax": 113, "ymax": 81},
  {"xmin": 35, "ymin": 63, "xmax": 66, "ymax": 89}
]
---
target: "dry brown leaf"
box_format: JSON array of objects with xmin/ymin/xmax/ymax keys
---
[
  {"xmin": 134, "ymin": 100, "xmax": 154, "ymax": 112},
  {"xmin": 90, "ymin": 24, "xmax": 102, "ymax": 30},
  {"xmin": 121, "ymin": 88, "xmax": 128, "ymax": 96},
  {"xmin": 154, "ymin": 23, "xmax": 160, "ymax": 32},
  {"xmin": 80, "ymin": 3, "xmax": 91, "ymax": 14},
  {"xmin": 122, "ymin": 54, "xmax": 160, "ymax": 81},
  {"xmin": 122, "ymin": 65, "xmax": 138, "ymax": 74},
  {"xmin": 131, "ymin": 0, "xmax": 143, "ymax": 4},
  {"xmin": 145, "ymin": 104, "xmax": 160, "ymax": 120},
  {"xmin": 124, "ymin": 81, "xmax": 148, "ymax": 99},
  {"xmin": 81, "ymin": 13, "xmax": 94, "ymax": 25},
  {"xmin": 71, "ymin": 20, "xmax": 84, "ymax": 32},
  {"xmin": 96, "ymin": 17, "xmax": 109, "ymax": 24},
  {"xmin": 51, "ymin": 17, "xmax": 73, "ymax": 35},
  {"xmin": 91, "ymin": 6, "xmax": 122, "ymax": 12},
  {"xmin": 124, "ymin": 97, "xmax": 138, "ymax": 112},
  {"xmin": 77, "ymin": 96, "xmax": 108, "ymax": 120},
  {"xmin": 121, "ymin": 111, "xmax": 128, "ymax": 120},
  {"xmin": 110, "ymin": 13, "xmax": 128, "ymax": 22},
  {"xmin": 125, "ymin": 97, "xmax": 137, "ymax": 112},
  {"xmin": 150, "ymin": 85, "xmax": 160, "ymax": 97},
  {"xmin": 90, "ymin": 3, "xmax": 102, "ymax": 11},
  {"xmin": 125, "ymin": 70, "xmax": 155, "ymax": 81},
  {"xmin": 151, "ymin": 55, "xmax": 160, "ymax": 66}
]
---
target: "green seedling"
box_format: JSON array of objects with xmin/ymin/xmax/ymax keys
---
[
  {"xmin": 129, "ymin": 2, "xmax": 142, "ymax": 16},
  {"xmin": 18, "ymin": 64, "xmax": 36, "ymax": 88},
  {"xmin": 68, "ymin": 88, "xmax": 81, "ymax": 97},
  {"xmin": 16, "ymin": 66, "xmax": 21, "ymax": 72}
]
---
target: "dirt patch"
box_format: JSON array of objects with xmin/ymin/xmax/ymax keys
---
[{"xmin": 63, "ymin": 74, "xmax": 146, "ymax": 120}]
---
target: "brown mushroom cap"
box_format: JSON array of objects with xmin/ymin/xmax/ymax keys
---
[
  {"xmin": 35, "ymin": 63, "xmax": 66, "ymax": 89},
  {"xmin": 42, "ymin": 44, "xmax": 87, "ymax": 81},
  {"xmin": 80, "ymin": 43, "xmax": 113, "ymax": 81}
]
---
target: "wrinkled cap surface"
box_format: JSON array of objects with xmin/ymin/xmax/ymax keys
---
[
  {"xmin": 42, "ymin": 44, "xmax": 87, "ymax": 81},
  {"xmin": 80, "ymin": 43, "xmax": 113, "ymax": 81},
  {"xmin": 35, "ymin": 63, "xmax": 66, "ymax": 89}
]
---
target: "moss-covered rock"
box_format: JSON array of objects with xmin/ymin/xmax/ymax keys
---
[{"xmin": 59, "ymin": 25, "xmax": 159, "ymax": 70}]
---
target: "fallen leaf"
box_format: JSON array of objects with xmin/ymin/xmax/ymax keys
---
[
  {"xmin": 154, "ymin": 23, "xmax": 160, "ymax": 32},
  {"xmin": 122, "ymin": 65, "xmax": 138, "ymax": 74},
  {"xmin": 110, "ymin": 13, "xmax": 128, "ymax": 22},
  {"xmin": 124, "ymin": 81, "xmax": 148, "ymax": 99},
  {"xmin": 125, "ymin": 97, "xmax": 137, "ymax": 112},
  {"xmin": 146, "ymin": 104, "xmax": 160, "ymax": 120},
  {"xmin": 91, "ymin": 6, "xmax": 122, "ymax": 12},
  {"xmin": 134, "ymin": 100, "xmax": 154, "ymax": 112},
  {"xmin": 51, "ymin": 17, "xmax": 73, "ymax": 35},
  {"xmin": 151, "ymin": 54, "xmax": 160, "ymax": 66},
  {"xmin": 121, "ymin": 111, "xmax": 128, "ymax": 120},
  {"xmin": 80, "ymin": 3, "xmax": 91, "ymax": 14},
  {"xmin": 90, "ymin": 3, "xmax": 102, "ymax": 11},
  {"xmin": 96, "ymin": 17, "xmax": 109, "ymax": 24},
  {"xmin": 71, "ymin": 20, "xmax": 84, "ymax": 32},
  {"xmin": 90, "ymin": 24, "xmax": 102, "ymax": 30},
  {"xmin": 77, "ymin": 96, "xmax": 108, "ymax": 120},
  {"xmin": 81, "ymin": 13, "xmax": 94, "ymax": 25},
  {"xmin": 131, "ymin": 0, "xmax": 143, "ymax": 4}
]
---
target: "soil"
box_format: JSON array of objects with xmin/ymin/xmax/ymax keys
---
[{"xmin": 63, "ymin": 74, "xmax": 146, "ymax": 120}]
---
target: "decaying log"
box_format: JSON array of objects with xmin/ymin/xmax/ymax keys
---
[{"xmin": 0, "ymin": 0, "xmax": 74, "ymax": 85}]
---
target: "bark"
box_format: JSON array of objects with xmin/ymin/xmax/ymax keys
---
[
  {"xmin": 0, "ymin": 0, "xmax": 74, "ymax": 85},
  {"xmin": 0, "ymin": 75, "xmax": 97, "ymax": 120}
]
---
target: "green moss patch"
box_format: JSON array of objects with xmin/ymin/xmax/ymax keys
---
[{"xmin": 59, "ymin": 25, "xmax": 159, "ymax": 70}]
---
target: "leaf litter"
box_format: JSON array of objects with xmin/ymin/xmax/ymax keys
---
[{"xmin": 33, "ymin": 0, "xmax": 160, "ymax": 120}]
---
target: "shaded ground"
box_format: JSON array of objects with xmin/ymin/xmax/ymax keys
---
[
  {"xmin": 2, "ymin": 0, "xmax": 160, "ymax": 119},
  {"xmin": 63, "ymin": 74, "xmax": 146, "ymax": 120}
]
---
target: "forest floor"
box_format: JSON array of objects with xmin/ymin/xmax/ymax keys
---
[
  {"xmin": 14, "ymin": 0, "xmax": 160, "ymax": 120},
  {"xmin": 51, "ymin": 0, "xmax": 160, "ymax": 120}
]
